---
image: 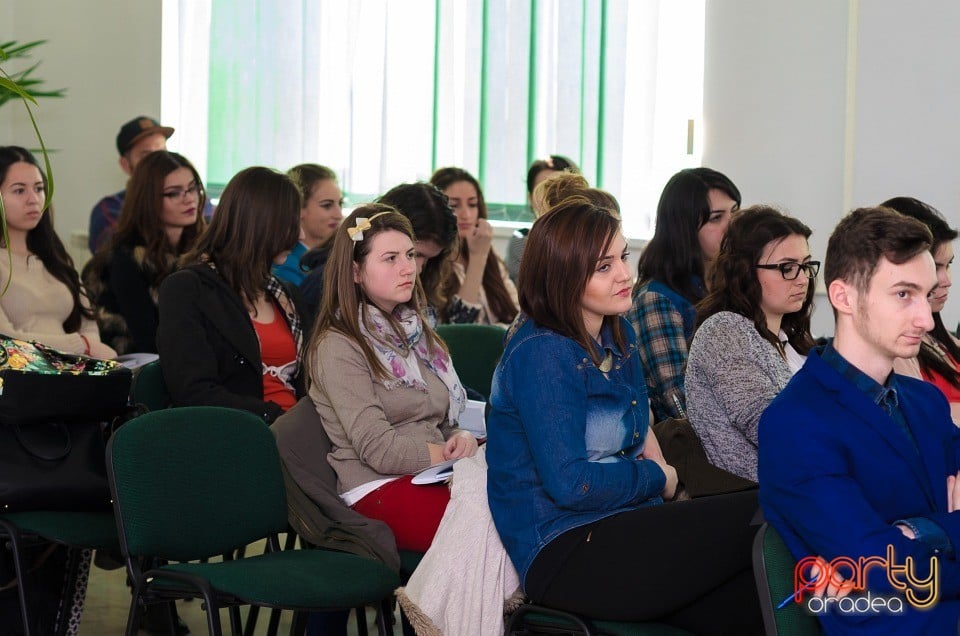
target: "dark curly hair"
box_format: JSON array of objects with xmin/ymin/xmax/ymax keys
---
[{"xmin": 696, "ymin": 205, "xmax": 816, "ymax": 355}]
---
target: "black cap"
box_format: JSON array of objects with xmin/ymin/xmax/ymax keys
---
[{"xmin": 116, "ymin": 116, "xmax": 174, "ymax": 156}]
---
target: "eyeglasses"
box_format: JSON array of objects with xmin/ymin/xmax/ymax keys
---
[
  {"xmin": 162, "ymin": 183, "xmax": 202, "ymax": 201},
  {"xmin": 756, "ymin": 260, "xmax": 821, "ymax": 280}
]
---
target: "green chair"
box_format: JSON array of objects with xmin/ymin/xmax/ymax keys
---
[
  {"xmin": 752, "ymin": 523, "xmax": 822, "ymax": 635},
  {"xmin": 435, "ymin": 324, "xmax": 506, "ymax": 399},
  {"xmin": 0, "ymin": 511, "xmax": 119, "ymax": 636},
  {"xmin": 106, "ymin": 406, "xmax": 400, "ymax": 636},
  {"xmin": 505, "ymin": 603, "xmax": 694, "ymax": 635},
  {"xmin": 129, "ymin": 360, "xmax": 171, "ymax": 411}
]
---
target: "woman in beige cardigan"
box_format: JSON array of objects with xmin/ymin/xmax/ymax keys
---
[
  {"xmin": 307, "ymin": 204, "xmax": 477, "ymax": 552},
  {"xmin": 0, "ymin": 146, "xmax": 115, "ymax": 358}
]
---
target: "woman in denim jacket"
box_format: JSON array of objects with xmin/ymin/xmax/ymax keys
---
[{"xmin": 486, "ymin": 197, "xmax": 761, "ymax": 634}]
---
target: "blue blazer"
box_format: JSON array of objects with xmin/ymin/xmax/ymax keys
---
[{"xmin": 758, "ymin": 349, "xmax": 960, "ymax": 635}]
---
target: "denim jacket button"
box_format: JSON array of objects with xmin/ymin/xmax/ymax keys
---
[{"xmin": 631, "ymin": 400, "xmax": 637, "ymax": 406}]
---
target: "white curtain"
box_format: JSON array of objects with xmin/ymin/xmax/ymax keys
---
[{"xmin": 161, "ymin": 0, "xmax": 704, "ymax": 238}]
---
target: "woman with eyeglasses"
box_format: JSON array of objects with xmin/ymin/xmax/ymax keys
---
[
  {"xmin": 84, "ymin": 151, "xmax": 206, "ymax": 354},
  {"xmin": 685, "ymin": 206, "xmax": 817, "ymax": 482}
]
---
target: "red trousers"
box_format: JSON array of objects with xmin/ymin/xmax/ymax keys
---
[{"xmin": 351, "ymin": 475, "xmax": 450, "ymax": 553}]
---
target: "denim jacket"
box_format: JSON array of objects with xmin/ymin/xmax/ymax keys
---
[{"xmin": 486, "ymin": 316, "xmax": 665, "ymax": 587}]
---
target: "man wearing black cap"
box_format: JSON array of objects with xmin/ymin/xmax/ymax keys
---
[{"xmin": 87, "ymin": 116, "xmax": 173, "ymax": 253}]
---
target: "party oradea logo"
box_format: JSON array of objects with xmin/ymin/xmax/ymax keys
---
[{"xmin": 790, "ymin": 546, "xmax": 939, "ymax": 615}]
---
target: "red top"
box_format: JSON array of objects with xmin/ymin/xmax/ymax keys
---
[
  {"xmin": 922, "ymin": 365, "xmax": 960, "ymax": 404},
  {"xmin": 251, "ymin": 306, "xmax": 297, "ymax": 412}
]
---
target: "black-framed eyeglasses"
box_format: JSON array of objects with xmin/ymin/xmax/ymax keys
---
[
  {"xmin": 756, "ymin": 260, "xmax": 821, "ymax": 280},
  {"xmin": 162, "ymin": 183, "xmax": 203, "ymax": 201}
]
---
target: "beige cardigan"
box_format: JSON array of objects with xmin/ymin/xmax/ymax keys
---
[
  {"xmin": 0, "ymin": 251, "xmax": 105, "ymax": 354},
  {"xmin": 309, "ymin": 330, "xmax": 457, "ymax": 493}
]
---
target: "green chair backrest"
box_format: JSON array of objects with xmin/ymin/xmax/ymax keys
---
[
  {"xmin": 753, "ymin": 523, "xmax": 823, "ymax": 635},
  {"xmin": 107, "ymin": 406, "xmax": 289, "ymax": 562},
  {"xmin": 130, "ymin": 360, "xmax": 171, "ymax": 411},
  {"xmin": 435, "ymin": 324, "xmax": 506, "ymax": 399}
]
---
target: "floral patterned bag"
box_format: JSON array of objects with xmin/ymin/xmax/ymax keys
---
[
  {"xmin": 0, "ymin": 335, "xmax": 131, "ymax": 423},
  {"xmin": 0, "ymin": 335, "xmax": 132, "ymax": 511}
]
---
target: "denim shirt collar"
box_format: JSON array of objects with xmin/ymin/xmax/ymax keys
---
[{"xmin": 593, "ymin": 321, "xmax": 626, "ymax": 361}]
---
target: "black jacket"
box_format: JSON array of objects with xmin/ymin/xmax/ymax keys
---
[{"xmin": 157, "ymin": 264, "xmax": 313, "ymax": 423}]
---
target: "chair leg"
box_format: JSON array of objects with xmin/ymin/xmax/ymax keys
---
[
  {"xmin": 1, "ymin": 524, "xmax": 32, "ymax": 636},
  {"xmin": 376, "ymin": 598, "xmax": 394, "ymax": 636},
  {"xmin": 203, "ymin": 595, "xmax": 225, "ymax": 636},
  {"xmin": 228, "ymin": 604, "xmax": 243, "ymax": 634},
  {"xmin": 125, "ymin": 584, "xmax": 146, "ymax": 636},
  {"xmin": 243, "ymin": 605, "xmax": 260, "ymax": 636},
  {"xmin": 355, "ymin": 606, "xmax": 369, "ymax": 636},
  {"xmin": 289, "ymin": 610, "xmax": 307, "ymax": 636}
]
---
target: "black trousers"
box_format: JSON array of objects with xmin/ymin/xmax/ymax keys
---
[{"xmin": 524, "ymin": 489, "xmax": 763, "ymax": 635}]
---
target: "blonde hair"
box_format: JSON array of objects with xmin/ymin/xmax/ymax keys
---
[{"xmin": 533, "ymin": 172, "xmax": 621, "ymax": 219}]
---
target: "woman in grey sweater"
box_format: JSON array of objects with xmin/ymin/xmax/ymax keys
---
[{"xmin": 685, "ymin": 206, "xmax": 817, "ymax": 481}]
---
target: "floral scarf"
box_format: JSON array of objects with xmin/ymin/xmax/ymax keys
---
[{"xmin": 359, "ymin": 303, "xmax": 466, "ymax": 425}]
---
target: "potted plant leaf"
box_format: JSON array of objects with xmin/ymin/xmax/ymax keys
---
[{"xmin": 0, "ymin": 39, "xmax": 65, "ymax": 293}]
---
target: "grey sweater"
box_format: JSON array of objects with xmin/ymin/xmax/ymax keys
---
[{"xmin": 685, "ymin": 311, "xmax": 795, "ymax": 482}]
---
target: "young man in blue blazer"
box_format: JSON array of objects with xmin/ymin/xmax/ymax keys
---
[{"xmin": 759, "ymin": 206, "xmax": 960, "ymax": 635}]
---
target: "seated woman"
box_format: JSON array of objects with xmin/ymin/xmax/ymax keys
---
[
  {"xmin": 84, "ymin": 151, "xmax": 205, "ymax": 354},
  {"xmin": 275, "ymin": 163, "xmax": 343, "ymax": 287},
  {"xmin": 887, "ymin": 197, "xmax": 960, "ymax": 423},
  {"xmin": 429, "ymin": 167, "xmax": 519, "ymax": 326},
  {"xmin": 486, "ymin": 197, "xmax": 761, "ymax": 633},
  {"xmin": 628, "ymin": 167, "xmax": 740, "ymax": 422},
  {"xmin": 378, "ymin": 182, "xmax": 458, "ymax": 325},
  {"xmin": 308, "ymin": 204, "xmax": 477, "ymax": 552},
  {"xmin": 157, "ymin": 167, "xmax": 309, "ymax": 423},
  {"xmin": 685, "ymin": 206, "xmax": 817, "ymax": 482},
  {"xmin": 0, "ymin": 146, "xmax": 115, "ymax": 358},
  {"xmin": 506, "ymin": 154, "xmax": 580, "ymax": 281}
]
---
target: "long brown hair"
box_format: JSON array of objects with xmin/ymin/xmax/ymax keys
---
[
  {"xmin": 430, "ymin": 167, "xmax": 518, "ymax": 323},
  {"xmin": 635, "ymin": 167, "xmax": 741, "ymax": 302},
  {"xmin": 882, "ymin": 196, "xmax": 960, "ymax": 389},
  {"xmin": 519, "ymin": 197, "xmax": 626, "ymax": 365},
  {"xmin": 309, "ymin": 204, "xmax": 446, "ymax": 381},
  {"xmin": 697, "ymin": 205, "xmax": 816, "ymax": 355},
  {"xmin": 0, "ymin": 146, "xmax": 94, "ymax": 332},
  {"xmin": 377, "ymin": 182, "xmax": 458, "ymax": 316},
  {"xmin": 103, "ymin": 151, "xmax": 206, "ymax": 286},
  {"xmin": 180, "ymin": 167, "xmax": 300, "ymax": 309}
]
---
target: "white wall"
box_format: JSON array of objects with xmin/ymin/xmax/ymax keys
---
[
  {"xmin": 704, "ymin": 0, "xmax": 960, "ymax": 337},
  {"xmin": 3, "ymin": 0, "xmax": 162, "ymax": 266}
]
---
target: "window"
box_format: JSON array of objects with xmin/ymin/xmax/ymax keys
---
[{"xmin": 162, "ymin": 0, "xmax": 704, "ymax": 238}]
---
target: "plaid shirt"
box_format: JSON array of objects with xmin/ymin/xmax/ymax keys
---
[{"xmin": 629, "ymin": 283, "xmax": 691, "ymax": 422}]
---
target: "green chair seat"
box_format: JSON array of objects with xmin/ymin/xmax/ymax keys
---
[
  {"xmin": 435, "ymin": 324, "xmax": 506, "ymax": 399},
  {"xmin": 753, "ymin": 523, "xmax": 822, "ymax": 635},
  {"xmin": 153, "ymin": 549, "xmax": 398, "ymax": 609},
  {"xmin": 129, "ymin": 360, "xmax": 171, "ymax": 411},
  {"xmin": 398, "ymin": 549, "xmax": 423, "ymax": 578},
  {"xmin": 0, "ymin": 511, "xmax": 118, "ymax": 550},
  {"xmin": 108, "ymin": 406, "xmax": 398, "ymax": 634}
]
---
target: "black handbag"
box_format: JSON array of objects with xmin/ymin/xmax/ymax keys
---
[{"xmin": 0, "ymin": 335, "xmax": 133, "ymax": 511}]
